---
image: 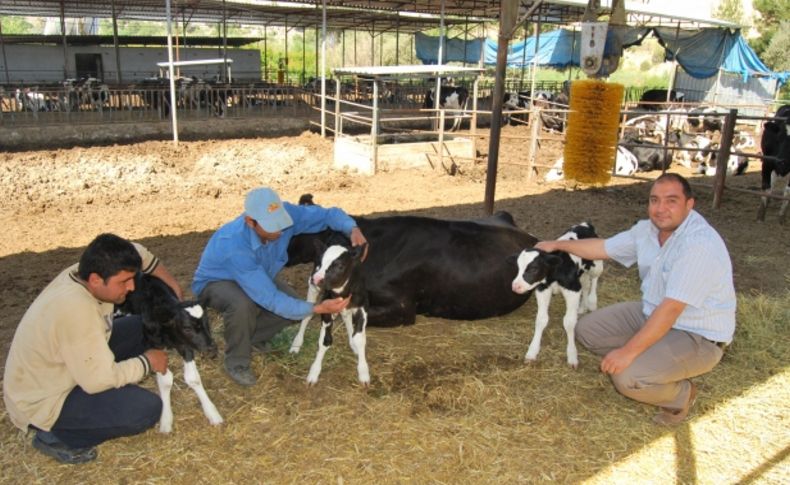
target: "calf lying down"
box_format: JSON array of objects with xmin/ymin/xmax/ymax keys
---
[
  {"xmin": 118, "ymin": 273, "xmax": 222, "ymax": 432},
  {"xmin": 511, "ymin": 223, "xmax": 604, "ymax": 368}
]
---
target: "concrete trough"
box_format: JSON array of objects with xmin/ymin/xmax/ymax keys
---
[{"xmin": 333, "ymin": 133, "xmax": 475, "ymax": 175}]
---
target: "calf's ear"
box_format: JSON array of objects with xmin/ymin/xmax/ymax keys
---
[
  {"xmin": 313, "ymin": 238, "xmax": 327, "ymax": 254},
  {"xmin": 546, "ymin": 254, "xmax": 563, "ymax": 267},
  {"xmin": 351, "ymin": 243, "xmax": 368, "ymax": 261}
]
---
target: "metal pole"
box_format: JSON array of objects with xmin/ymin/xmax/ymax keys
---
[
  {"xmin": 519, "ymin": 25, "xmax": 528, "ymax": 90},
  {"xmin": 370, "ymin": 24, "xmax": 375, "ymax": 66},
  {"xmin": 434, "ymin": 0, "xmax": 446, "ymax": 125},
  {"xmin": 372, "ymin": 80, "xmax": 379, "ymax": 173},
  {"xmin": 0, "ymin": 18, "xmax": 11, "ymax": 84},
  {"xmin": 284, "ymin": 18, "xmax": 289, "ymax": 83},
  {"xmin": 166, "ymin": 0, "xmax": 179, "ymax": 146},
  {"xmin": 320, "ymin": 0, "xmax": 327, "ymax": 137},
  {"xmin": 485, "ymin": 19, "xmax": 512, "ymax": 214},
  {"xmin": 302, "ymin": 26, "xmax": 306, "ymax": 85},
  {"xmin": 263, "ymin": 27, "xmax": 268, "ymax": 81},
  {"xmin": 712, "ymin": 109, "xmax": 737, "ymax": 209},
  {"xmin": 111, "ymin": 0, "xmax": 122, "ymax": 83},
  {"xmin": 342, "ymin": 30, "xmax": 346, "ymax": 67},
  {"xmin": 463, "ymin": 17, "xmax": 469, "ymax": 67},
  {"xmin": 354, "ymin": 30, "xmax": 357, "ymax": 66},
  {"xmin": 60, "ymin": 0, "xmax": 69, "ymax": 79},
  {"xmin": 395, "ymin": 15, "xmax": 400, "ymax": 66},
  {"xmin": 222, "ymin": 0, "xmax": 228, "ymax": 82},
  {"xmin": 315, "ymin": 26, "xmax": 319, "ymax": 80}
]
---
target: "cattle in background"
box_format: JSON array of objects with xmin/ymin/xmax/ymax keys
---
[
  {"xmin": 698, "ymin": 151, "xmax": 748, "ymax": 177},
  {"xmin": 636, "ymin": 89, "xmax": 684, "ymax": 111},
  {"xmin": 424, "ymin": 85, "xmax": 469, "ymax": 131},
  {"xmin": 621, "ymin": 134, "xmax": 673, "ymax": 171},
  {"xmin": 135, "ymin": 76, "xmax": 172, "ymax": 117},
  {"xmin": 287, "ymin": 211, "xmax": 539, "ymax": 327},
  {"xmin": 685, "ymin": 106, "xmax": 724, "ymax": 134},
  {"xmin": 757, "ymin": 104, "xmax": 790, "ymax": 222},
  {"xmin": 545, "ymin": 146, "xmax": 638, "ymax": 182},
  {"xmin": 180, "ymin": 76, "xmax": 229, "ymax": 117},
  {"xmin": 502, "ymin": 90, "xmax": 568, "ymax": 132},
  {"xmin": 670, "ymin": 131, "xmax": 714, "ymax": 169},
  {"xmin": 503, "ymin": 91, "xmax": 530, "ymax": 125},
  {"xmin": 510, "ymin": 222, "xmax": 604, "ymax": 368},
  {"xmin": 14, "ymin": 87, "xmax": 50, "ymax": 112},
  {"xmin": 117, "ymin": 273, "xmax": 222, "ymax": 433}
]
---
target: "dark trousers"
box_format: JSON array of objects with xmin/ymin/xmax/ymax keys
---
[
  {"xmin": 199, "ymin": 274, "xmax": 299, "ymax": 367},
  {"xmin": 44, "ymin": 315, "xmax": 162, "ymax": 449}
]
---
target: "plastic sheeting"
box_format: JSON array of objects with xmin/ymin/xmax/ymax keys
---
[
  {"xmin": 414, "ymin": 32, "xmax": 483, "ymax": 65},
  {"xmin": 481, "ymin": 28, "xmax": 650, "ymax": 68},
  {"xmin": 415, "ymin": 28, "xmax": 789, "ymax": 86},
  {"xmin": 655, "ymin": 27, "xmax": 789, "ymax": 84}
]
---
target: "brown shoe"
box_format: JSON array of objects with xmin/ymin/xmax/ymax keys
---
[{"xmin": 653, "ymin": 382, "xmax": 698, "ymax": 426}]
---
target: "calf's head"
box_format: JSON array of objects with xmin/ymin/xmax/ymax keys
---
[
  {"xmin": 510, "ymin": 249, "xmax": 561, "ymax": 294},
  {"xmin": 311, "ymin": 240, "xmax": 367, "ymax": 290},
  {"xmin": 172, "ymin": 302, "xmax": 217, "ymax": 358}
]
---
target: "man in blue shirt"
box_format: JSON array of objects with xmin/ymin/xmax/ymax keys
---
[
  {"xmin": 535, "ymin": 173, "xmax": 735, "ymax": 425},
  {"xmin": 193, "ymin": 187, "xmax": 368, "ymax": 386}
]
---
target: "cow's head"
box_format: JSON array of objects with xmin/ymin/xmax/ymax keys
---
[
  {"xmin": 511, "ymin": 249, "xmax": 561, "ymax": 294},
  {"xmin": 311, "ymin": 242, "xmax": 366, "ymax": 291}
]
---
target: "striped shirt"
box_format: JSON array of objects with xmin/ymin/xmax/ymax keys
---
[{"xmin": 604, "ymin": 210, "xmax": 736, "ymax": 343}]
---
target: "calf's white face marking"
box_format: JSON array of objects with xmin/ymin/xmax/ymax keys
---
[
  {"xmin": 511, "ymin": 250, "xmax": 540, "ymax": 294},
  {"xmin": 312, "ymin": 245, "xmax": 348, "ymax": 287},
  {"xmin": 185, "ymin": 304, "xmax": 204, "ymax": 319}
]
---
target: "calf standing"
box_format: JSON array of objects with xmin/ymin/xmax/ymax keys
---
[
  {"xmin": 118, "ymin": 273, "xmax": 222, "ymax": 432},
  {"xmin": 295, "ymin": 241, "xmax": 370, "ymax": 386},
  {"xmin": 511, "ymin": 223, "xmax": 604, "ymax": 368},
  {"xmin": 758, "ymin": 105, "xmax": 790, "ymax": 222}
]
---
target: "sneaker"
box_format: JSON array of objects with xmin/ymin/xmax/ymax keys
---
[
  {"xmin": 32, "ymin": 433, "xmax": 97, "ymax": 464},
  {"xmin": 224, "ymin": 361, "xmax": 256, "ymax": 386},
  {"xmin": 653, "ymin": 382, "xmax": 698, "ymax": 426},
  {"xmin": 252, "ymin": 341, "xmax": 274, "ymax": 354}
]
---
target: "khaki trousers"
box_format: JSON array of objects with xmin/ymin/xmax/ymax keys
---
[{"xmin": 576, "ymin": 301, "xmax": 724, "ymax": 410}]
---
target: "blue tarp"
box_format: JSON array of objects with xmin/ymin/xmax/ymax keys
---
[
  {"xmin": 415, "ymin": 28, "xmax": 789, "ymax": 86},
  {"xmin": 654, "ymin": 27, "xmax": 789, "ymax": 84},
  {"xmin": 414, "ymin": 32, "xmax": 483, "ymax": 64}
]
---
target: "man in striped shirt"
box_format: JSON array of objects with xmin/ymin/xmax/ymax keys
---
[{"xmin": 535, "ymin": 173, "xmax": 735, "ymax": 425}]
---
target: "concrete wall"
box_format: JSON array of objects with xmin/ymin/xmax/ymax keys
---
[
  {"xmin": 0, "ymin": 45, "xmax": 261, "ymax": 84},
  {"xmin": 0, "ymin": 115, "xmax": 308, "ymax": 151}
]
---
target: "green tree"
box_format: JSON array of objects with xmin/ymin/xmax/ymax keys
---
[
  {"xmin": 761, "ymin": 20, "xmax": 790, "ymax": 71},
  {"xmin": 714, "ymin": 0, "xmax": 744, "ymax": 25},
  {"xmin": 751, "ymin": 0, "xmax": 790, "ymax": 56}
]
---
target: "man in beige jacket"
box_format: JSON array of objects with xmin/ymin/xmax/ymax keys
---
[{"xmin": 3, "ymin": 233, "xmax": 178, "ymax": 464}]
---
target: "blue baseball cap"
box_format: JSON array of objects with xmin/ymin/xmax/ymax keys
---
[{"xmin": 244, "ymin": 188, "xmax": 293, "ymax": 232}]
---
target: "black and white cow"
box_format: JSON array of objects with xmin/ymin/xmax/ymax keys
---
[
  {"xmin": 287, "ymin": 211, "xmax": 539, "ymax": 327},
  {"xmin": 621, "ymin": 134, "xmax": 673, "ymax": 172},
  {"xmin": 503, "ymin": 91, "xmax": 530, "ymax": 125},
  {"xmin": 685, "ymin": 106, "xmax": 724, "ymax": 134},
  {"xmin": 294, "ymin": 241, "xmax": 370, "ymax": 385},
  {"xmin": 757, "ymin": 104, "xmax": 790, "ymax": 222},
  {"xmin": 117, "ymin": 273, "xmax": 222, "ymax": 433},
  {"xmin": 544, "ymin": 146, "xmax": 638, "ymax": 182},
  {"xmin": 424, "ymin": 85, "xmax": 469, "ymax": 131},
  {"xmin": 636, "ymin": 89, "xmax": 684, "ymax": 111},
  {"xmin": 670, "ymin": 130, "xmax": 714, "ymax": 169},
  {"xmin": 510, "ymin": 223, "xmax": 603, "ymax": 368}
]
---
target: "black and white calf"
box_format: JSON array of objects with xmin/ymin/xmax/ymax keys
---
[
  {"xmin": 510, "ymin": 223, "xmax": 604, "ymax": 368},
  {"xmin": 118, "ymin": 273, "xmax": 222, "ymax": 432},
  {"xmin": 424, "ymin": 85, "xmax": 469, "ymax": 131},
  {"xmin": 291, "ymin": 240, "xmax": 370, "ymax": 385},
  {"xmin": 757, "ymin": 104, "xmax": 790, "ymax": 222}
]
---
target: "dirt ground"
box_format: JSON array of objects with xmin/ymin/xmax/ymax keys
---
[{"xmin": 0, "ymin": 126, "xmax": 788, "ymax": 482}]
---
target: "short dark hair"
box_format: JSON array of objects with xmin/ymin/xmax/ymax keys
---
[
  {"xmin": 654, "ymin": 173, "xmax": 694, "ymax": 200},
  {"xmin": 78, "ymin": 233, "xmax": 142, "ymax": 282}
]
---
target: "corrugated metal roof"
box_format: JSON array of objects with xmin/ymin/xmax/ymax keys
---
[
  {"xmin": 0, "ymin": 1, "xmax": 738, "ymax": 32},
  {"xmin": 0, "ymin": 34, "xmax": 261, "ymax": 47}
]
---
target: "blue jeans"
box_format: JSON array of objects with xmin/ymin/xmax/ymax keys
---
[{"xmin": 45, "ymin": 315, "xmax": 162, "ymax": 448}]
